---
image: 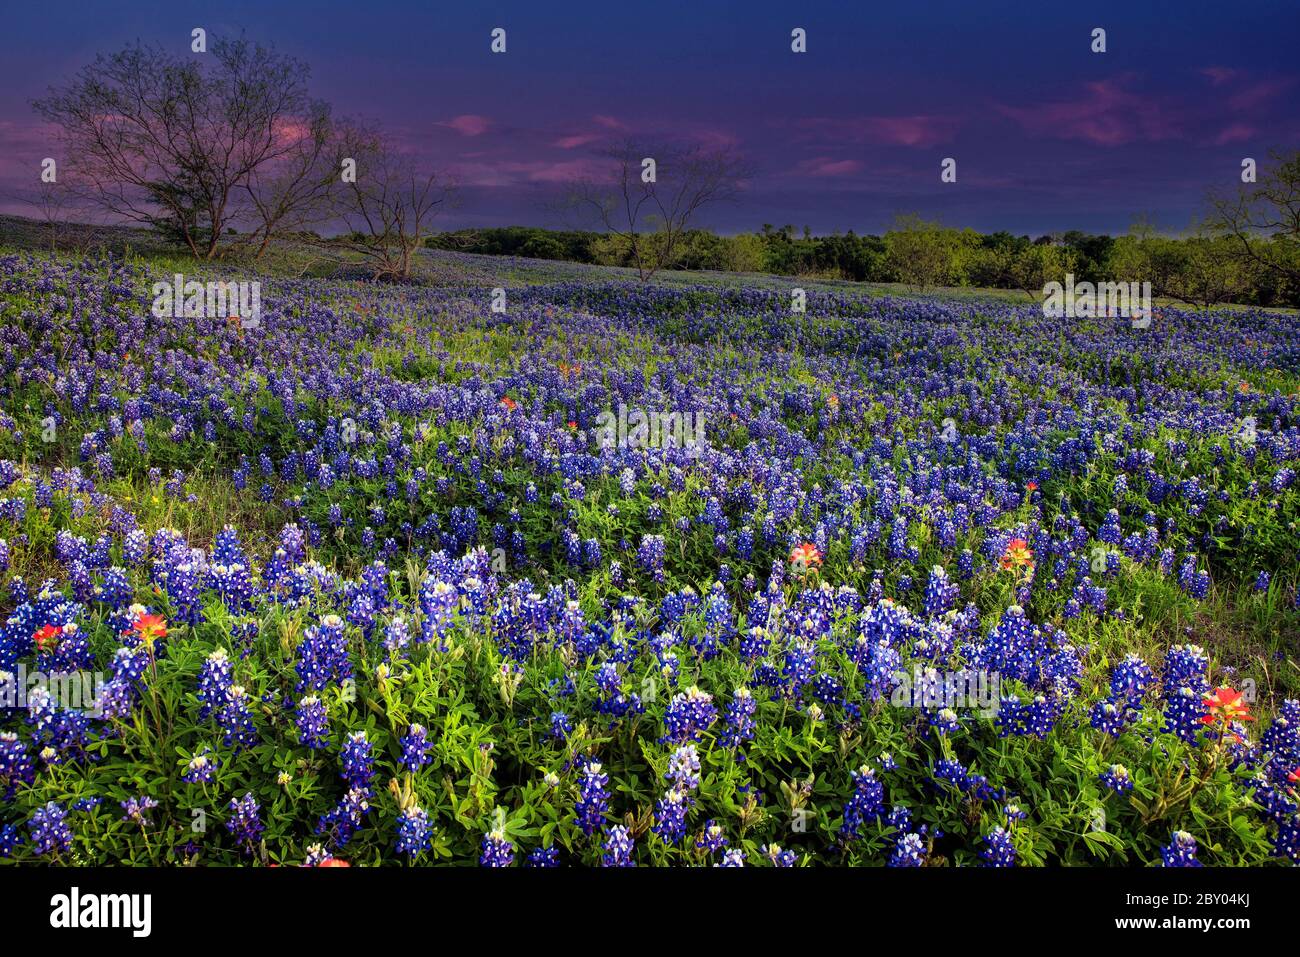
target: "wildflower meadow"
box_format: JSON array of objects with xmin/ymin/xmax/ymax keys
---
[{"xmin": 0, "ymin": 248, "xmax": 1297, "ymax": 870}]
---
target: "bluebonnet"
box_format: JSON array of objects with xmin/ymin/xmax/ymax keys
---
[
  {"xmin": 574, "ymin": 759, "xmax": 611, "ymax": 835},
  {"xmin": 226, "ymin": 793, "xmax": 264, "ymax": 855},
  {"xmin": 1160, "ymin": 830, "xmax": 1203, "ymax": 867},
  {"xmin": 601, "ymin": 825, "xmax": 635, "ymax": 866},
  {"xmin": 396, "ymin": 806, "xmax": 433, "ymax": 858},
  {"xmin": 980, "ymin": 826, "xmax": 1017, "ymax": 867}
]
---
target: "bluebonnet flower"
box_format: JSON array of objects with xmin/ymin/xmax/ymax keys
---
[
  {"xmin": 653, "ymin": 788, "xmax": 691, "ymax": 845},
  {"xmin": 197, "ymin": 648, "xmax": 233, "ymax": 720},
  {"xmin": 226, "ymin": 793, "xmax": 264, "ymax": 855},
  {"xmin": 601, "ymin": 825, "xmax": 636, "ymax": 866},
  {"xmin": 295, "ymin": 614, "xmax": 353, "ymax": 692},
  {"xmin": 718, "ymin": 686, "xmax": 758, "ymax": 749},
  {"xmin": 924, "ymin": 565, "xmax": 959, "ymax": 618},
  {"xmin": 526, "ymin": 846, "xmax": 560, "ymax": 867},
  {"xmin": 1111, "ymin": 654, "xmax": 1154, "ymax": 700},
  {"xmin": 399, "ymin": 723, "xmax": 432, "ymax": 773},
  {"xmin": 1099, "ymin": 764, "xmax": 1133, "ymax": 794},
  {"xmin": 696, "ymin": 820, "xmax": 728, "ymax": 854},
  {"xmin": 183, "ymin": 749, "xmax": 219, "ymax": 785},
  {"xmin": 0, "ymin": 731, "xmax": 36, "ymax": 799},
  {"xmin": 666, "ymin": 744, "xmax": 701, "ymax": 791},
  {"xmin": 761, "ymin": 844, "xmax": 796, "ymax": 867},
  {"xmin": 550, "ymin": 711, "xmax": 573, "ymax": 740},
  {"xmin": 1160, "ymin": 830, "xmax": 1203, "ymax": 867},
  {"xmin": 395, "ymin": 806, "xmax": 433, "ymax": 858},
  {"xmin": 637, "ymin": 534, "xmax": 665, "ymax": 582},
  {"xmin": 295, "ymin": 696, "xmax": 330, "ymax": 751},
  {"xmin": 215, "ymin": 684, "xmax": 258, "ymax": 752},
  {"xmin": 317, "ymin": 788, "xmax": 371, "ymax": 847},
  {"xmin": 980, "ymin": 826, "xmax": 1017, "ymax": 867},
  {"xmin": 1089, "ymin": 698, "xmax": 1137, "ymax": 738},
  {"xmin": 840, "ymin": 764, "xmax": 885, "ymax": 839},
  {"xmin": 717, "ymin": 848, "xmax": 746, "ymax": 867},
  {"xmin": 889, "ymin": 832, "xmax": 927, "ymax": 867},
  {"xmin": 574, "ymin": 759, "xmax": 611, "ymax": 835},
  {"xmin": 0, "ymin": 823, "xmax": 23, "ymax": 857},
  {"xmin": 662, "ymin": 686, "xmax": 718, "ymax": 743},
  {"xmin": 339, "ymin": 731, "xmax": 375, "ymax": 791},
  {"xmin": 28, "ymin": 801, "xmax": 73, "ymax": 857},
  {"xmin": 120, "ymin": 796, "xmax": 159, "ymax": 825},
  {"xmin": 929, "ymin": 707, "xmax": 961, "ymax": 737}
]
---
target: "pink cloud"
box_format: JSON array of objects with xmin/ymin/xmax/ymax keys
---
[
  {"xmin": 442, "ymin": 114, "xmax": 491, "ymax": 137},
  {"xmin": 1228, "ymin": 78, "xmax": 1294, "ymax": 111},
  {"xmin": 795, "ymin": 115, "xmax": 960, "ymax": 148},
  {"xmin": 1213, "ymin": 123, "xmax": 1256, "ymax": 145},
  {"xmin": 593, "ymin": 114, "xmax": 627, "ymax": 131},
  {"xmin": 553, "ymin": 132, "xmax": 602, "ymax": 149},
  {"xmin": 996, "ymin": 77, "xmax": 1180, "ymax": 146},
  {"xmin": 792, "ymin": 156, "xmax": 863, "ymax": 177}
]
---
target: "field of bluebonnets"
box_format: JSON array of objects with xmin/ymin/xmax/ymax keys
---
[{"xmin": 1, "ymin": 244, "xmax": 1299, "ymax": 868}]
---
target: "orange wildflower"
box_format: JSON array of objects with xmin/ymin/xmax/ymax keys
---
[
  {"xmin": 999, "ymin": 538, "xmax": 1034, "ymax": 573},
  {"xmin": 1200, "ymin": 686, "xmax": 1254, "ymax": 729},
  {"xmin": 789, "ymin": 543, "xmax": 822, "ymax": 570}
]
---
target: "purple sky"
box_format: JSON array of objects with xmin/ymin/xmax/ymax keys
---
[{"xmin": 2, "ymin": 0, "xmax": 1298, "ymax": 235}]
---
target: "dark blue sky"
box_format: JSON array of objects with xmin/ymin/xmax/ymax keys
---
[{"xmin": 2, "ymin": 0, "xmax": 1298, "ymax": 234}]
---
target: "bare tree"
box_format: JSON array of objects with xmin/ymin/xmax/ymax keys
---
[
  {"xmin": 568, "ymin": 139, "xmax": 749, "ymax": 281},
  {"xmin": 1207, "ymin": 150, "xmax": 1300, "ymax": 283},
  {"xmin": 238, "ymin": 100, "xmax": 342, "ymax": 259},
  {"xmin": 329, "ymin": 127, "xmax": 452, "ymax": 280},
  {"xmin": 32, "ymin": 37, "xmax": 325, "ymax": 259},
  {"xmin": 18, "ymin": 178, "xmax": 95, "ymax": 253}
]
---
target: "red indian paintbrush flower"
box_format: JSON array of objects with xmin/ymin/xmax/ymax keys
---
[
  {"xmin": 1200, "ymin": 686, "xmax": 1254, "ymax": 728},
  {"xmin": 33, "ymin": 624, "xmax": 61, "ymax": 652},
  {"xmin": 999, "ymin": 538, "xmax": 1034, "ymax": 573},
  {"xmin": 789, "ymin": 543, "xmax": 822, "ymax": 570},
  {"xmin": 131, "ymin": 613, "xmax": 169, "ymax": 647}
]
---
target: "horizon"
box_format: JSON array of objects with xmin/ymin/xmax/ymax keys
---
[{"xmin": 1, "ymin": 0, "xmax": 1298, "ymax": 235}]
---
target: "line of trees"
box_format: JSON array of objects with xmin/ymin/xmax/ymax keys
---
[{"xmin": 426, "ymin": 151, "xmax": 1300, "ymax": 308}]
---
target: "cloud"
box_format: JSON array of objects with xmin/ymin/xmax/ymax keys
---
[
  {"xmin": 792, "ymin": 156, "xmax": 863, "ymax": 177},
  {"xmin": 1213, "ymin": 123, "xmax": 1256, "ymax": 145},
  {"xmin": 794, "ymin": 115, "xmax": 961, "ymax": 148},
  {"xmin": 553, "ymin": 132, "xmax": 602, "ymax": 149},
  {"xmin": 1227, "ymin": 77, "xmax": 1294, "ymax": 111},
  {"xmin": 441, "ymin": 114, "xmax": 491, "ymax": 137},
  {"xmin": 996, "ymin": 77, "xmax": 1180, "ymax": 146}
]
